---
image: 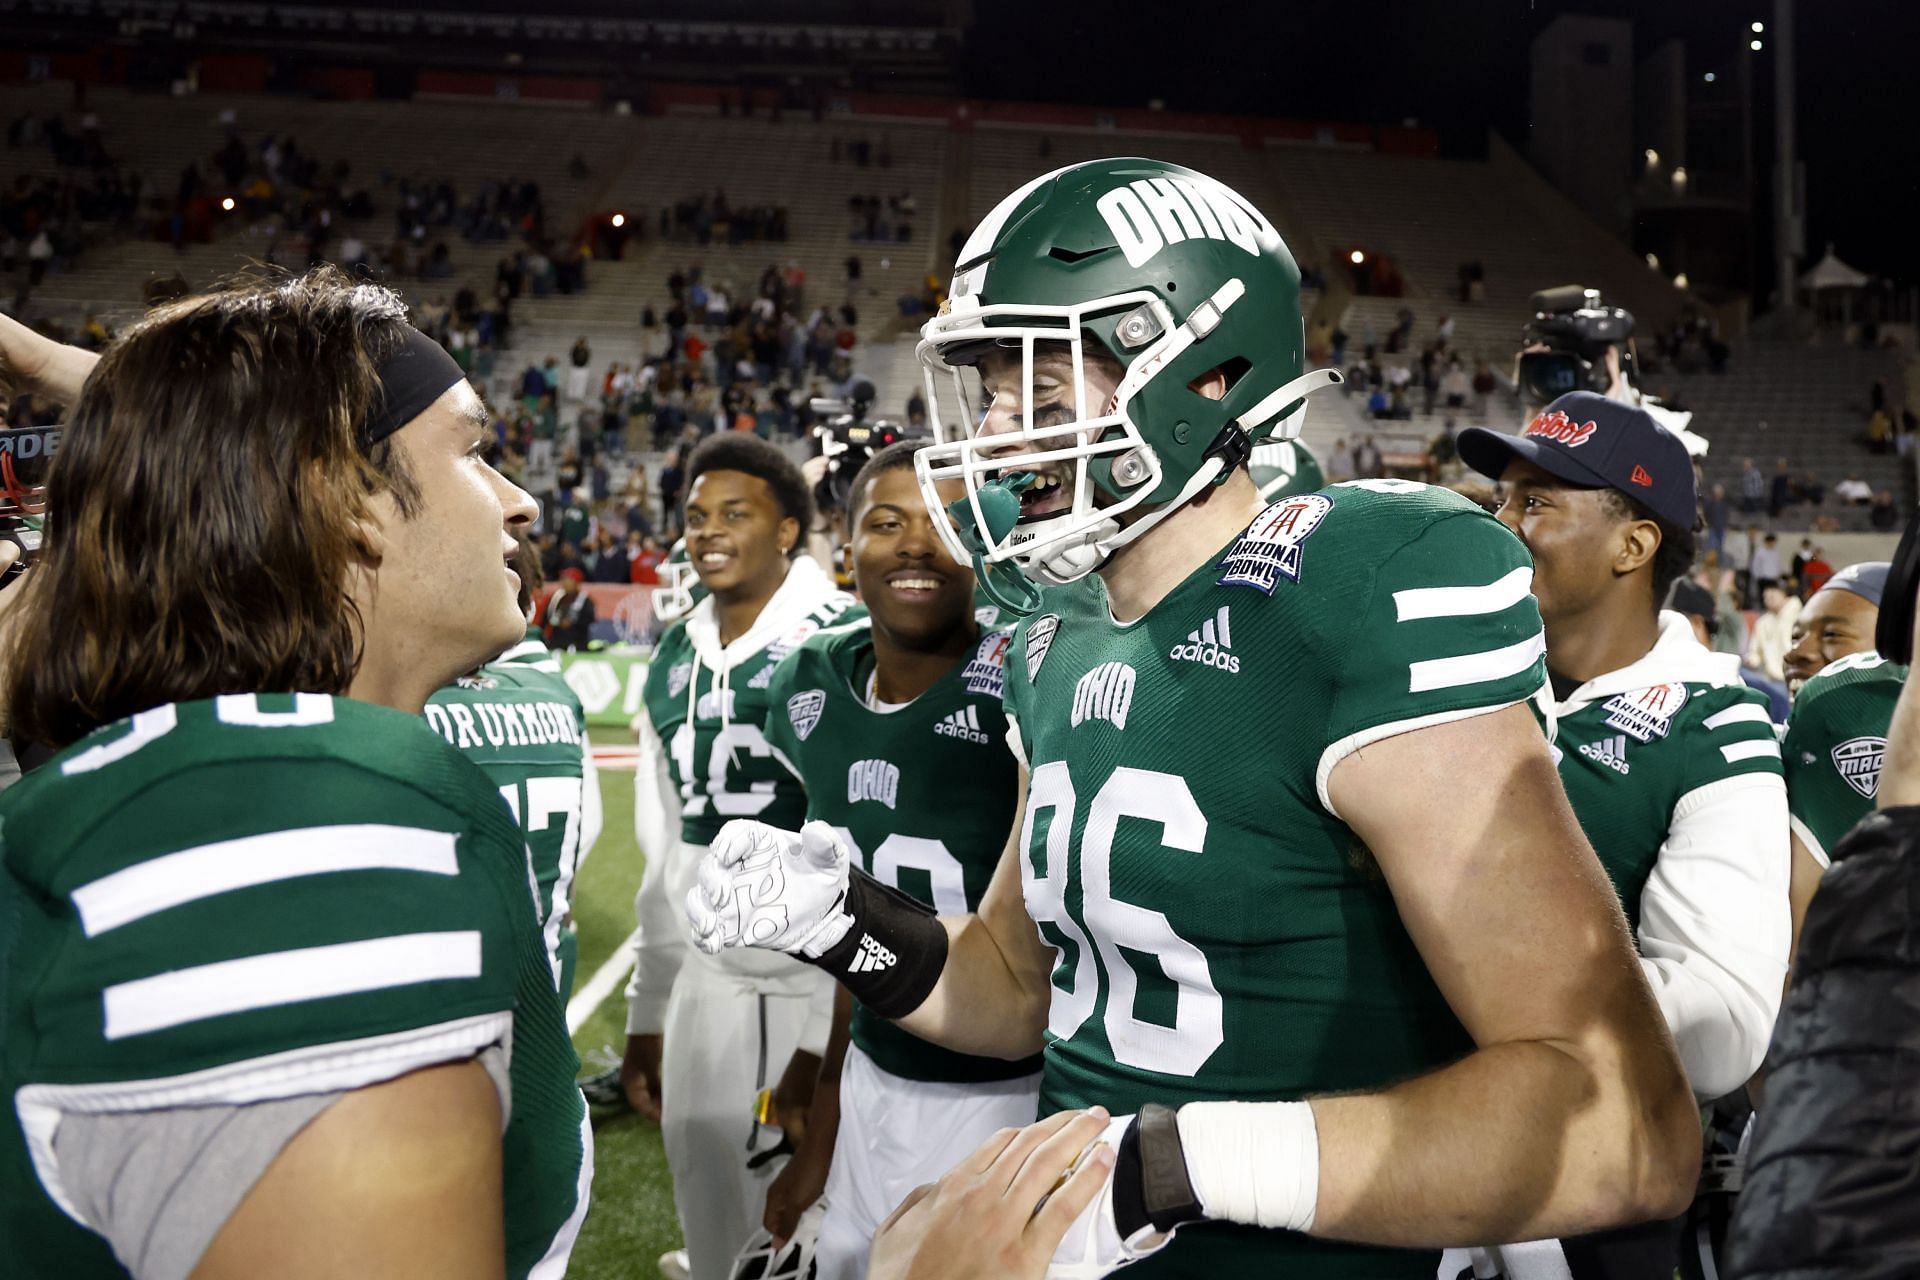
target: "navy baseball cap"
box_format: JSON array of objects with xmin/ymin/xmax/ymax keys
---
[{"xmin": 1458, "ymin": 391, "xmax": 1698, "ymax": 529}]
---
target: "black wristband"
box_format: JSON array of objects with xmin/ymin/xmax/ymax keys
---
[
  {"xmin": 807, "ymin": 866, "xmax": 949, "ymax": 1019},
  {"xmin": 1111, "ymin": 1104, "xmax": 1207, "ymax": 1239}
]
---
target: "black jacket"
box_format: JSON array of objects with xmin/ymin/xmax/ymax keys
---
[{"xmin": 1728, "ymin": 806, "xmax": 1920, "ymax": 1278}]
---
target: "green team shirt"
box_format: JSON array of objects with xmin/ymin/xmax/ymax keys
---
[
  {"xmin": 426, "ymin": 640, "xmax": 594, "ymax": 997},
  {"xmin": 1003, "ymin": 481, "xmax": 1547, "ymax": 1278},
  {"xmin": 763, "ymin": 621, "xmax": 1043, "ymax": 1084},
  {"xmin": 1783, "ymin": 651, "xmax": 1907, "ymax": 865},
  {"xmin": 0, "ymin": 695, "xmax": 587, "ymax": 1280},
  {"xmin": 642, "ymin": 593, "xmax": 858, "ymax": 845},
  {"xmin": 1548, "ymin": 667, "xmax": 1783, "ymax": 926}
]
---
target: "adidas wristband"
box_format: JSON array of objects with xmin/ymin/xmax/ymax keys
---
[
  {"xmin": 805, "ymin": 865, "xmax": 949, "ymax": 1020},
  {"xmin": 1112, "ymin": 1104, "xmax": 1208, "ymax": 1238}
]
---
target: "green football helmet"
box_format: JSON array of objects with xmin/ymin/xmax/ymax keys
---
[
  {"xmin": 1247, "ymin": 438, "xmax": 1326, "ymax": 501},
  {"xmin": 914, "ymin": 157, "xmax": 1340, "ymax": 609},
  {"xmin": 651, "ymin": 537, "xmax": 706, "ymax": 625}
]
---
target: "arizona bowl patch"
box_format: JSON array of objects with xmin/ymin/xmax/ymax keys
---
[
  {"xmin": 1832, "ymin": 736, "xmax": 1887, "ymax": 799},
  {"xmin": 1025, "ymin": 614, "xmax": 1060, "ymax": 682},
  {"xmin": 787, "ymin": 689, "xmax": 826, "ymax": 741},
  {"xmin": 1217, "ymin": 494, "xmax": 1334, "ymax": 594},
  {"xmin": 961, "ymin": 630, "xmax": 1013, "ymax": 698},
  {"xmin": 1602, "ymin": 682, "xmax": 1689, "ymax": 743},
  {"xmin": 666, "ymin": 662, "xmax": 693, "ymax": 700}
]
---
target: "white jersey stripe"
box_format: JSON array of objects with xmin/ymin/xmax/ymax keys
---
[
  {"xmin": 73, "ymin": 826, "xmax": 460, "ymax": 938},
  {"xmin": 102, "ymin": 931, "xmax": 484, "ymax": 1040},
  {"xmin": 1407, "ymin": 631, "xmax": 1547, "ymax": 694},
  {"xmin": 499, "ymin": 639, "xmax": 550, "ymax": 663},
  {"xmin": 1720, "ymin": 739, "xmax": 1782, "ymax": 764},
  {"xmin": 1702, "ymin": 703, "xmax": 1774, "ymax": 731},
  {"xmin": 1392, "ymin": 566, "xmax": 1535, "ymax": 622}
]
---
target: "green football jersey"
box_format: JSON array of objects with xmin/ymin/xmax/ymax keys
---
[
  {"xmin": 642, "ymin": 593, "xmax": 858, "ymax": 845},
  {"xmin": 427, "ymin": 645, "xmax": 596, "ymax": 998},
  {"xmin": 0, "ymin": 695, "xmax": 587, "ymax": 1279},
  {"xmin": 1783, "ymin": 651, "xmax": 1907, "ymax": 865},
  {"xmin": 1548, "ymin": 669, "xmax": 1782, "ymax": 927},
  {"xmin": 1003, "ymin": 481, "xmax": 1546, "ymax": 1278},
  {"xmin": 763, "ymin": 621, "xmax": 1043, "ymax": 1084}
]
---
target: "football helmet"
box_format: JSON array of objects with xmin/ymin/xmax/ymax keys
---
[
  {"xmin": 651, "ymin": 537, "xmax": 707, "ymax": 625},
  {"xmin": 728, "ymin": 1199, "xmax": 826, "ymax": 1280},
  {"xmin": 914, "ymin": 157, "xmax": 1339, "ymax": 609},
  {"xmin": 1247, "ymin": 438, "xmax": 1326, "ymax": 502}
]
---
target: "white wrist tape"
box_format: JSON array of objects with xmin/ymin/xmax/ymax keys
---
[{"xmin": 1175, "ymin": 1100, "xmax": 1319, "ymax": 1233}]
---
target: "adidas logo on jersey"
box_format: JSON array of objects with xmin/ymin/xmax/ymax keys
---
[
  {"xmin": 1169, "ymin": 605, "xmax": 1241, "ymax": 673},
  {"xmin": 935, "ymin": 704, "xmax": 993, "ymax": 744},
  {"xmin": 847, "ymin": 933, "xmax": 897, "ymax": 974},
  {"xmin": 1071, "ymin": 662, "xmax": 1136, "ymax": 730},
  {"xmin": 1578, "ymin": 734, "xmax": 1632, "ymax": 775}
]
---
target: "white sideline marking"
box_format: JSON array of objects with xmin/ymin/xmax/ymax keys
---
[{"xmin": 567, "ymin": 926, "xmax": 640, "ymax": 1034}]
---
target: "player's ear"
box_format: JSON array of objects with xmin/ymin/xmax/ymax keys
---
[
  {"xmin": 1187, "ymin": 366, "xmax": 1230, "ymax": 403},
  {"xmin": 777, "ymin": 515, "xmax": 800, "ymax": 558},
  {"xmin": 1616, "ymin": 518, "xmax": 1660, "ymax": 577}
]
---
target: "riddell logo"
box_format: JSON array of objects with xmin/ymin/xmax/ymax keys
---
[
  {"xmin": 1169, "ymin": 605, "xmax": 1241, "ymax": 673},
  {"xmin": 1523, "ymin": 409, "xmax": 1598, "ymax": 448}
]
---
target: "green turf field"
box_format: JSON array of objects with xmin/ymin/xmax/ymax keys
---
[{"xmin": 568, "ymin": 726, "xmax": 683, "ymax": 1277}]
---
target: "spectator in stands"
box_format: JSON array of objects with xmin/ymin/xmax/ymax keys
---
[
  {"xmin": 630, "ymin": 534, "xmax": 665, "ymax": 586},
  {"xmin": 1869, "ymin": 405, "xmax": 1894, "ymax": 454},
  {"xmin": 25, "ymin": 230, "xmax": 50, "ymax": 288},
  {"xmin": 1834, "ymin": 473, "xmax": 1874, "ymax": 505},
  {"xmin": 1748, "ymin": 582, "xmax": 1803, "ymax": 685},
  {"xmin": 1703, "ymin": 482, "xmax": 1730, "ymax": 556},
  {"xmin": 1740, "ymin": 457, "xmax": 1766, "ymax": 515},
  {"xmin": 1327, "ymin": 437, "xmax": 1355, "ymax": 483},
  {"xmin": 1801, "ymin": 547, "xmax": 1836, "ymax": 598},
  {"xmin": 568, "ymin": 337, "xmax": 592, "ymax": 402},
  {"xmin": 543, "ymin": 569, "xmax": 595, "ymax": 651},
  {"xmin": 1355, "ymin": 435, "xmax": 1383, "ymax": 480},
  {"xmin": 1750, "ymin": 533, "xmax": 1784, "ymax": 607},
  {"xmin": 1366, "ymin": 385, "xmax": 1390, "ymax": 418},
  {"xmin": 1770, "ymin": 458, "xmax": 1794, "ymax": 518},
  {"xmin": 1791, "ymin": 538, "xmax": 1816, "ymax": 586},
  {"xmin": 1871, "ymin": 490, "xmax": 1901, "ymax": 531},
  {"xmin": 586, "ymin": 530, "xmax": 629, "ymax": 585},
  {"xmin": 1439, "ymin": 358, "xmax": 1470, "ymax": 410}
]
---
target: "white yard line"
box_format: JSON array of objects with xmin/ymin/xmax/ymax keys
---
[{"xmin": 567, "ymin": 926, "xmax": 640, "ymax": 1034}]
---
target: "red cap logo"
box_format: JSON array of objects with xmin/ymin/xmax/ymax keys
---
[
  {"xmin": 1630, "ymin": 464, "xmax": 1654, "ymax": 487},
  {"xmin": 1523, "ymin": 409, "xmax": 1598, "ymax": 448}
]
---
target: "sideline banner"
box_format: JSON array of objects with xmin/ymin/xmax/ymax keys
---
[{"xmin": 557, "ymin": 648, "xmax": 649, "ymax": 727}]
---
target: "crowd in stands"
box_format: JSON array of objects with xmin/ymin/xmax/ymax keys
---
[
  {"xmin": 659, "ymin": 190, "xmax": 789, "ymax": 245},
  {"xmin": 2, "ymin": 107, "xmax": 145, "ymax": 305}
]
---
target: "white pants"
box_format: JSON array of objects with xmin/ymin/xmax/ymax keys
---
[
  {"xmin": 660, "ymin": 961, "xmax": 818, "ymax": 1280},
  {"xmin": 814, "ymin": 1044, "xmax": 1042, "ymax": 1280},
  {"xmin": 1437, "ymin": 1242, "xmax": 1572, "ymax": 1280},
  {"xmin": 566, "ymin": 365, "xmax": 591, "ymax": 402}
]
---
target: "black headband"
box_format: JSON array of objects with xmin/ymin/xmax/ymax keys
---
[{"xmin": 363, "ymin": 326, "xmax": 468, "ymax": 447}]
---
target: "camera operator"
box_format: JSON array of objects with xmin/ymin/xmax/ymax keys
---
[
  {"xmin": 800, "ymin": 374, "xmax": 925, "ymax": 581},
  {"xmin": 1517, "ymin": 286, "xmax": 1708, "ymax": 459}
]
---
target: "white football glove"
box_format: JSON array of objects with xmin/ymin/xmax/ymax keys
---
[
  {"xmin": 1045, "ymin": 1114, "xmax": 1177, "ymax": 1280},
  {"xmin": 685, "ymin": 819, "xmax": 855, "ymax": 958}
]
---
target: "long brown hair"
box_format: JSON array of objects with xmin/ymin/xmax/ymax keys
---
[{"xmin": 5, "ymin": 267, "xmax": 420, "ymax": 748}]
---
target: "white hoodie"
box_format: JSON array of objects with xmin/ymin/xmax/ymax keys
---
[{"xmin": 625, "ymin": 557, "xmax": 846, "ymax": 1036}]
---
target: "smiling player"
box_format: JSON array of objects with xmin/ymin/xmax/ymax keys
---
[{"xmin": 753, "ymin": 440, "xmax": 1042, "ymax": 1278}]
